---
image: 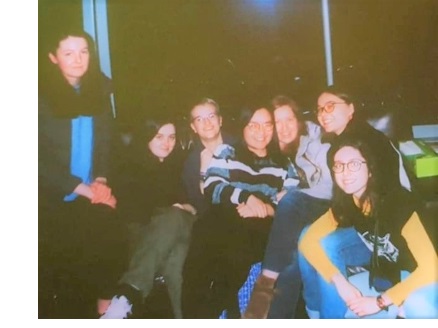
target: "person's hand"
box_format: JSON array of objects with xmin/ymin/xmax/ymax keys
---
[
  {"xmin": 94, "ymin": 177, "xmax": 108, "ymax": 185},
  {"xmin": 101, "ymin": 195, "xmax": 117, "ymax": 209},
  {"xmin": 276, "ymin": 189, "xmax": 287, "ymax": 203},
  {"xmin": 237, "ymin": 202, "xmax": 273, "ymax": 218},
  {"xmin": 347, "ymin": 296, "xmax": 382, "ymax": 317},
  {"xmin": 332, "ymin": 273, "xmax": 362, "ymax": 304},
  {"xmin": 90, "ymin": 182, "xmax": 116, "ymax": 208},
  {"xmin": 245, "ymin": 195, "xmax": 268, "ymax": 218},
  {"xmin": 237, "ymin": 203, "xmax": 258, "ymax": 218},
  {"xmin": 90, "ymin": 182, "xmax": 112, "ymax": 203},
  {"xmin": 173, "ymin": 203, "xmax": 184, "ymax": 211},
  {"xmin": 264, "ymin": 204, "xmax": 275, "ymax": 217},
  {"xmin": 173, "ymin": 203, "xmax": 197, "ymax": 215}
]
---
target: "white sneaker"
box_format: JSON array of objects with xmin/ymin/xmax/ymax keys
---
[{"xmin": 100, "ymin": 295, "xmax": 132, "ymax": 319}]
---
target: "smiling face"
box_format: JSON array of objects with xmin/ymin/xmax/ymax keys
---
[
  {"xmin": 48, "ymin": 36, "xmax": 90, "ymax": 87},
  {"xmin": 333, "ymin": 146, "xmax": 369, "ymax": 199},
  {"xmin": 274, "ymin": 105, "xmax": 299, "ymax": 149},
  {"xmin": 243, "ymin": 108, "xmax": 274, "ymax": 157},
  {"xmin": 148, "ymin": 123, "xmax": 176, "ymax": 162},
  {"xmin": 317, "ymin": 92, "xmax": 354, "ymax": 135},
  {"xmin": 190, "ymin": 103, "xmax": 222, "ymax": 142}
]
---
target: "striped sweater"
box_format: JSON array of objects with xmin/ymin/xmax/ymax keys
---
[{"xmin": 203, "ymin": 144, "xmax": 299, "ymax": 206}]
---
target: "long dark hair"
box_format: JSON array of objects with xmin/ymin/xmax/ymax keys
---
[
  {"xmin": 316, "ymin": 84, "xmax": 372, "ymax": 123},
  {"xmin": 329, "ymin": 137, "xmax": 419, "ymax": 290},
  {"xmin": 317, "ymin": 84, "xmax": 356, "ymax": 106},
  {"xmin": 39, "ymin": 28, "xmax": 111, "ymax": 118},
  {"xmin": 329, "ymin": 137, "xmax": 416, "ymax": 227},
  {"xmin": 132, "ymin": 115, "xmax": 179, "ymax": 164},
  {"xmin": 271, "ymin": 95, "xmax": 307, "ymax": 158},
  {"xmin": 327, "ymin": 129, "xmax": 424, "ymax": 239},
  {"xmin": 328, "ymin": 138, "xmax": 380, "ymax": 227},
  {"xmin": 237, "ymin": 103, "xmax": 279, "ymax": 157}
]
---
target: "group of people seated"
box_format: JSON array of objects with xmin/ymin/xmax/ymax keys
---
[{"xmin": 39, "ymin": 28, "xmax": 438, "ymax": 319}]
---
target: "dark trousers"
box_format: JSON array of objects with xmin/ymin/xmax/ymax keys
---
[
  {"xmin": 182, "ymin": 206, "xmax": 272, "ymax": 318},
  {"xmin": 39, "ymin": 197, "xmax": 129, "ymax": 318},
  {"xmin": 262, "ymin": 190, "xmax": 330, "ymax": 318},
  {"xmin": 119, "ymin": 207, "xmax": 197, "ymax": 318}
]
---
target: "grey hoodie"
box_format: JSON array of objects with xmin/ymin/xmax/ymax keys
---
[{"xmin": 295, "ymin": 121, "xmax": 333, "ymax": 200}]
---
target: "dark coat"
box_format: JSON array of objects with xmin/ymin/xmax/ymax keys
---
[
  {"xmin": 38, "ymin": 74, "xmax": 114, "ymax": 201},
  {"xmin": 112, "ymin": 148, "xmax": 186, "ymax": 224}
]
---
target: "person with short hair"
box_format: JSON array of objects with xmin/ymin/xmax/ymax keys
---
[
  {"xmin": 181, "ymin": 98, "xmax": 229, "ymax": 217},
  {"xmin": 39, "ymin": 28, "xmax": 127, "ymax": 318},
  {"xmin": 181, "ymin": 98, "xmax": 236, "ymax": 318}
]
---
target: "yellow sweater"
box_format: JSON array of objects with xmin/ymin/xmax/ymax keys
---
[{"xmin": 298, "ymin": 208, "xmax": 438, "ymax": 306}]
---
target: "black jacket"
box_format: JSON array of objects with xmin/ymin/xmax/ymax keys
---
[
  {"xmin": 38, "ymin": 74, "xmax": 114, "ymax": 201},
  {"xmin": 112, "ymin": 149, "xmax": 186, "ymax": 223}
]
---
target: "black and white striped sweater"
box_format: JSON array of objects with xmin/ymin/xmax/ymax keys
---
[{"xmin": 203, "ymin": 144, "xmax": 300, "ymax": 206}]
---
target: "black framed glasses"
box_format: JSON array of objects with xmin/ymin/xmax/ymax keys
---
[
  {"xmin": 332, "ymin": 160, "xmax": 367, "ymax": 173},
  {"xmin": 315, "ymin": 101, "xmax": 346, "ymax": 115}
]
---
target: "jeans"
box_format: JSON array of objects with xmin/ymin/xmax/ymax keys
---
[
  {"xmin": 402, "ymin": 277, "xmax": 438, "ymax": 319},
  {"xmin": 263, "ymin": 190, "xmax": 330, "ymax": 318},
  {"xmin": 298, "ymin": 226, "xmax": 438, "ymax": 319},
  {"xmin": 298, "ymin": 226, "xmax": 371, "ymax": 318},
  {"xmin": 267, "ymin": 252, "xmax": 301, "ymax": 318},
  {"xmin": 346, "ymin": 271, "xmax": 438, "ymax": 319}
]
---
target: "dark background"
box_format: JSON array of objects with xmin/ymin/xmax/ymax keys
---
[
  {"xmin": 38, "ymin": 1, "xmax": 438, "ymax": 318},
  {"xmin": 39, "ymin": 0, "xmax": 438, "ymax": 133}
]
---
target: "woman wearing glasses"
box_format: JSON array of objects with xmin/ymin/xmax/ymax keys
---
[
  {"xmin": 298, "ymin": 137, "xmax": 437, "ymax": 318},
  {"xmin": 198, "ymin": 105, "xmax": 299, "ymax": 318},
  {"xmin": 315, "ymin": 85, "xmax": 411, "ymax": 193},
  {"xmin": 243, "ymin": 95, "xmax": 332, "ymax": 319}
]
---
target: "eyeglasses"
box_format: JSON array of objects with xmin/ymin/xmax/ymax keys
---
[
  {"xmin": 315, "ymin": 101, "xmax": 346, "ymax": 115},
  {"xmin": 192, "ymin": 112, "xmax": 218, "ymax": 123},
  {"xmin": 332, "ymin": 160, "xmax": 367, "ymax": 173},
  {"xmin": 246, "ymin": 121, "xmax": 274, "ymax": 132}
]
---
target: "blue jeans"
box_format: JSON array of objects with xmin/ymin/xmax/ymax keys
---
[
  {"xmin": 345, "ymin": 271, "xmax": 438, "ymax": 319},
  {"xmin": 267, "ymin": 252, "xmax": 301, "ymax": 318},
  {"xmin": 263, "ymin": 190, "xmax": 330, "ymax": 318},
  {"xmin": 298, "ymin": 226, "xmax": 438, "ymax": 319},
  {"xmin": 298, "ymin": 226, "xmax": 371, "ymax": 318}
]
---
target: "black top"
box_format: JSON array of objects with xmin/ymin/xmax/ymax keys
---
[
  {"xmin": 353, "ymin": 189, "xmax": 418, "ymax": 290},
  {"xmin": 38, "ymin": 74, "xmax": 114, "ymax": 201},
  {"xmin": 112, "ymin": 147, "xmax": 187, "ymax": 223}
]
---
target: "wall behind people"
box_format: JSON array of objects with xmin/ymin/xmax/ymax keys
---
[{"xmin": 39, "ymin": 0, "xmax": 437, "ymax": 129}]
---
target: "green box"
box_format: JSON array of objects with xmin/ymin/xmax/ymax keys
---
[{"xmin": 401, "ymin": 139, "xmax": 438, "ymax": 178}]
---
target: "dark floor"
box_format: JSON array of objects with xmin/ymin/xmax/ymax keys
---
[
  {"xmin": 138, "ymin": 280, "xmax": 309, "ymax": 319},
  {"xmin": 39, "ymin": 274, "xmax": 308, "ymax": 319}
]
